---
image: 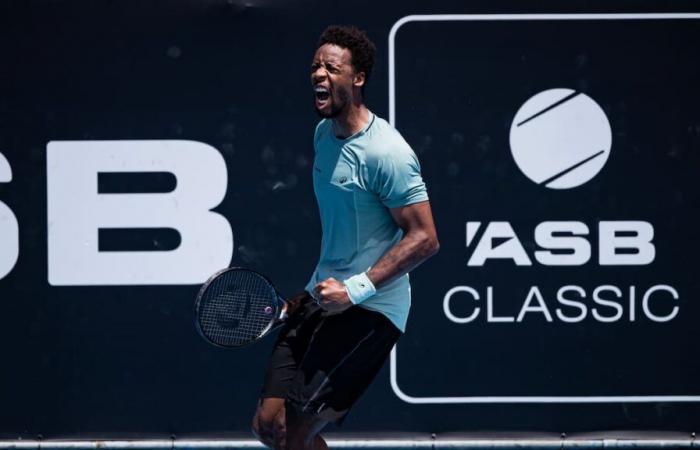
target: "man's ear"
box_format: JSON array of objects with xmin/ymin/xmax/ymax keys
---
[{"xmin": 353, "ymin": 71, "xmax": 366, "ymax": 88}]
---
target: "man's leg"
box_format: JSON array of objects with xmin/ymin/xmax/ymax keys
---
[
  {"xmin": 252, "ymin": 397, "xmax": 286, "ymax": 449},
  {"xmin": 254, "ymin": 305, "xmax": 400, "ymax": 449},
  {"xmin": 252, "ymin": 301, "xmax": 325, "ymax": 449},
  {"xmin": 283, "ymin": 307, "xmax": 402, "ymax": 448},
  {"xmin": 252, "ymin": 397, "xmax": 328, "ymax": 450},
  {"xmin": 285, "ymin": 401, "xmax": 329, "ymax": 450}
]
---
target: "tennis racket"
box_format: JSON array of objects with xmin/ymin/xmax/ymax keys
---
[{"xmin": 194, "ymin": 267, "xmax": 293, "ymax": 348}]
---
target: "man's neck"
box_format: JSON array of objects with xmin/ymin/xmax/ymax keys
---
[{"xmin": 332, "ymin": 103, "xmax": 370, "ymax": 139}]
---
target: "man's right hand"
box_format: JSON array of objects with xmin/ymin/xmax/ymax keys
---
[{"xmin": 285, "ymin": 291, "xmax": 312, "ymax": 316}]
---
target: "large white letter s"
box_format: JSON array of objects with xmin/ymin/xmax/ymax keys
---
[{"xmin": 0, "ymin": 152, "xmax": 19, "ymax": 280}]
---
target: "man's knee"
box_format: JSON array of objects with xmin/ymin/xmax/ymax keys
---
[
  {"xmin": 250, "ymin": 411, "xmax": 265, "ymax": 442},
  {"xmin": 252, "ymin": 398, "xmax": 286, "ymax": 448},
  {"xmin": 284, "ymin": 401, "xmax": 328, "ymax": 450},
  {"xmin": 252, "ymin": 413, "xmax": 284, "ymax": 448}
]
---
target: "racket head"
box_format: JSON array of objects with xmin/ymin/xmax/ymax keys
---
[{"xmin": 194, "ymin": 267, "xmax": 283, "ymax": 348}]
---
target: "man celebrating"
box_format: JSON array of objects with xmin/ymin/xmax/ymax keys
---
[{"xmin": 252, "ymin": 25, "xmax": 439, "ymax": 450}]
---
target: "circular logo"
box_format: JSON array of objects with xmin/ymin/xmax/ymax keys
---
[
  {"xmin": 0, "ymin": 152, "xmax": 12, "ymax": 182},
  {"xmin": 509, "ymin": 88, "xmax": 612, "ymax": 189}
]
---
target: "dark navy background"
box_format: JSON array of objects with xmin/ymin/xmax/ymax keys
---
[
  {"xmin": 395, "ymin": 18, "xmax": 699, "ymax": 396},
  {"xmin": 0, "ymin": 0, "xmax": 698, "ymax": 437}
]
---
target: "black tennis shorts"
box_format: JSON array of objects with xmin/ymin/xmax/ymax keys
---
[{"xmin": 260, "ymin": 300, "xmax": 401, "ymax": 424}]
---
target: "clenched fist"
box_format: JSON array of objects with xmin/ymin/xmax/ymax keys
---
[{"xmin": 313, "ymin": 277, "xmax": 352, "ymax": 313}]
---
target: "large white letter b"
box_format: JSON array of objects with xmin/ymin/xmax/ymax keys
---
[{"xmin": 47, "ymin": 140, "xmax": 233, "ymax": 285}]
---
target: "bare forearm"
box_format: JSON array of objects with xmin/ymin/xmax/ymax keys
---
[{"xmin": 367, "ymin": 231, "xmax": 439, "ymax": 288}]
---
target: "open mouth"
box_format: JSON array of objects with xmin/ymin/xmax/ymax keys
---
[{"xmin": 314, "ymin": 86, "xmax": 330, "ymax": 102}]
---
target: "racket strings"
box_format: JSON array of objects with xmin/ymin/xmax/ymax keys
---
[{"xmin": 198, "ymin": 270, "xmax": 278, "ymax": 346}]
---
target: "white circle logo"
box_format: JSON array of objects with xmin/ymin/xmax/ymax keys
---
[{"xmin": 509, "ymin": 88, "xmax": 612, "ymax": 189}]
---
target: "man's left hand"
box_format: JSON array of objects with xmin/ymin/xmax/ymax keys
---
[{"xmin": 314, "ymin": 277, "xmax": 352, "ymax": 313}]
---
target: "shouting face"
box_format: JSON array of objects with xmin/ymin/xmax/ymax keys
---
[{"xmin": 310, "ymin": 44, "xmax": 363, "ymax": 118}]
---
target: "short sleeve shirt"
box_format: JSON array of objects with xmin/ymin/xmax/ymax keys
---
[{"xmin": 305, "ymin": 112, "xmax": 429, "ymax": 331}]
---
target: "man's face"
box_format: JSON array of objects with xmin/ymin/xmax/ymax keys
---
[{"xmin": 310, "ymin": 44, "xmax": 359, "ymax": 118}]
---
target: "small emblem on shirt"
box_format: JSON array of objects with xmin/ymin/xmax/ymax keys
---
[{"xmin": 339, "ymin": 176, "xmax": 347, "ymax": 184}]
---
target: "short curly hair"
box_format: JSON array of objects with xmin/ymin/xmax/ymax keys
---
[{"xmin": 317, "ymin": 25, "xmax": 376, "ymax": 92}]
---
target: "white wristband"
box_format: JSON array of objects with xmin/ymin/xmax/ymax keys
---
[{"xmin": 343, "ymin": 272, "xmax": 376, "ymax": 305}]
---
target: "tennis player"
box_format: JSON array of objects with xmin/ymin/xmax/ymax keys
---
[{"xmin": 252, "ymin": 25, "xmax": 439, "ymax": 450}]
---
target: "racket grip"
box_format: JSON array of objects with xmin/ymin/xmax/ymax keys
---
[{"xmin": 285, "ymin": 291, "xmax": 313, "ymax": 316}]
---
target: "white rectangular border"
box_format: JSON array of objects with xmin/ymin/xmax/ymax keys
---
[{"xmin": 388, "ymin": 13, "xmax": 700, "ymax": 404}]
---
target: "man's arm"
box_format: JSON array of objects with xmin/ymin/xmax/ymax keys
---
[
  {"xmin": 367, "ymin": 200, "xmax": 439, "ymax": 285},
  {"xmin": 315, "ymin": 200, "xmax": 439, "ymax": 312}
]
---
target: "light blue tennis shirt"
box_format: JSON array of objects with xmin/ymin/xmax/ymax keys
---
[{"xmin": 305, "ymin": 112, "xmax": 429, "ymax": 332}]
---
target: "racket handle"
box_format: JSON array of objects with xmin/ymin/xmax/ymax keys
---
[{"xmin": 284, "ymin": 291, "xmax": 313, "ymax": 316}]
